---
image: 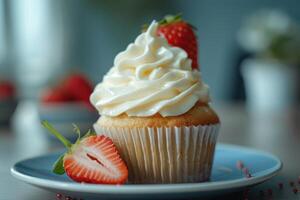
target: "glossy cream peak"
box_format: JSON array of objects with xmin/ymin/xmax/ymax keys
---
[{"xmin": 90, "ymin": 21, "xmax": 210, "ymax": 117}]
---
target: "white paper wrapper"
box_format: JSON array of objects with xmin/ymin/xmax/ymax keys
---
[{"xmin": 94, "ymin": 124, "xmax": 220, "ymax": 184}]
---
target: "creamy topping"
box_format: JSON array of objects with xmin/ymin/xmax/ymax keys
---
[{"xmin": 90, "ymin": 21, "xmax": 210, "ymax": 117}]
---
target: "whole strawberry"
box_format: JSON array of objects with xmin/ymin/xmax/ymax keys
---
[
  {"xmin": 156, "ymin": 14, "xmax": 199, "ymax": 69},
  {"xmin": 42, "ymin": 121, "xmax": 128, "ymax": 184}
]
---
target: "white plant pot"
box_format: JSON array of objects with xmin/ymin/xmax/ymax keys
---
[{"xmin": 241, "ymin": 58, "xmax": 300, "ymax": 113}]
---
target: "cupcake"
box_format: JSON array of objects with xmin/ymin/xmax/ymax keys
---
[{"xmin": 90, "ymin": 18, "xmax": 220, "ymax": 184}]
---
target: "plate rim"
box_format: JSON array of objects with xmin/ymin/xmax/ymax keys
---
[{"xmin": 11, "ymin": 144, "xmax": 282, "ymax": 194}]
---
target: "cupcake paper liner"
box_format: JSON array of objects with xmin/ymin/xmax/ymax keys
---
[{"xmin": 94, "ymin": 124, "xmax": 220, "ymax": 184}]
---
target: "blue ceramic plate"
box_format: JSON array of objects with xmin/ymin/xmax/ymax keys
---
[{"xmin": 11, "ymin": 144, "xmax": 282, "ymax": 200}]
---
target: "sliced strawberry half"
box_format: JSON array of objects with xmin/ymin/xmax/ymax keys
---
[
  {"xmin": 64, "ymin": 135, "xmax": 128, "ymax": 184},
  {"xmin": 42, "ymin": 121, "xmax": 128, "ymax": 184}
]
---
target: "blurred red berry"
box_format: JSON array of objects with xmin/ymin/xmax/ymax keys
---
[
  {"xmin": 62, "ymin": 73, "xmax": 93, "ymax": 104},
  {"xmin": 0, "ymin": 80, "xmax": 15, "ymax": 100},
  {"xmin": 41, "ymin": 73, "xmax": 94, "ymax": 107},
  {"xmin": 41, "ymin": 87, "xmax": 71, "ymax": 103}
]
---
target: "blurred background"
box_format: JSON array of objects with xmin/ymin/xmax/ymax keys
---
[
  {"xmin": 1, "ymin": 0, "xmax": 300, "ymax": 199},
  {"xmin": 0, "ymin": 0, "xmax": 299, "ymax": 133}
]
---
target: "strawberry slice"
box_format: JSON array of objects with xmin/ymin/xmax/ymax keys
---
[{"xmin": 42, "ymin": 121, "xmax": 128, "ymax": 184}]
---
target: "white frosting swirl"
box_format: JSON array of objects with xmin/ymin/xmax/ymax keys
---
[{"xmin": 90, "ymin": 21, "xmax": 210, "ymax": 117}]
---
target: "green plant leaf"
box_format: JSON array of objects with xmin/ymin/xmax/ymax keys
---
[{"xmin": 52, "ymin": 154, "xmax": 65, "ymax": 175}]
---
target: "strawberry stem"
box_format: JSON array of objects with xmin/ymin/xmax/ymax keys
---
[
  {"xmin": 157, "ymin": 13, "xmax": 197, "ymax": 31},
  {"xmin": 42, "ymin": 120, "xmax": 72, "ymax": 150},
  {"xmin": 158, "ymin": 13, "xmax": 182, "ymax": 25}
]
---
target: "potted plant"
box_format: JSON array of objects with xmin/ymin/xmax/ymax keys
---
[{"xmin": 238, "ymin": 10, "xmax": 300, "ymax": 112}]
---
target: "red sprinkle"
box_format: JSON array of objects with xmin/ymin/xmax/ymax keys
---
[
  {"xmin": 236, "ymin": 160, "xmax": 253, "ymax": 178},
  {"xmin": 293, "ymin": 188, "xmax": 298, "ymax": 194},
  {"xmin": 278, "ymin": 182, "xmax": 284, "ymax": 189},
  {"xmin": 243, "ymin": 168, "xmax": 249, "ymax": 175},
  {"xmin": 56, "ymin": 194, "xmax": 63, "ymax": 199},
  {"xmin": 242, "ymin": 168, "xmax": 252, "ymax": 178},
  {"xmin": 267, "ymin": 188, "xmax": 273, "ymax": 196},
  {"xmin": 236, "ymin": 160, "xmax": 244, "ymax": 170},
  {"xmin": 243, "ymin": 188, "xmax": 250, "ymax": 196}
]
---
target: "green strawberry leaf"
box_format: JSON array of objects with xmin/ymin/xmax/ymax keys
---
[{"xmin": 52, "ymin": 154, "xmax": 65, "ymax": 175}]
